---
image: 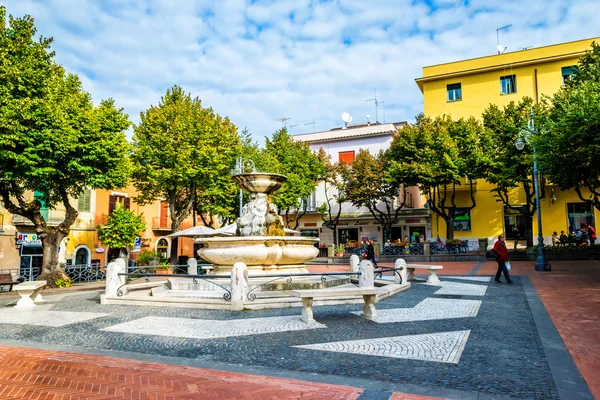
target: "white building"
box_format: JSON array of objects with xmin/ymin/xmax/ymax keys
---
[{"xmin": 289, "ymin": 121, "xmax": 431, "ymax": 246}]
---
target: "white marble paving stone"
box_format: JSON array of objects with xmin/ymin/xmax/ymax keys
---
[
  {"xmin": 442, "ymin": 276, "xmax": 492, "ymax": 283},
  {"xmin": 0, "ymin": 305, "xmax": 109, "ymax": 327},
  {"xmin": 424, "ymin": 281, "xmax": 488, "ymax": 296},
  {"xmin": 101, "ymin": 315, "xmax": 326, "ymax": 340},
  {"xmin": 294, "ymin": 330, "xmax": 471, "ymax": 364},
  {"xmin": 352, "ymin": 298, "xmax": 481, "ymax": 323}
]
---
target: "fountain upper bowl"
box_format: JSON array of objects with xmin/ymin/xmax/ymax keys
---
[{"xmin": 232, "ymin": 173, "xmax": 287, "ymax": 194}]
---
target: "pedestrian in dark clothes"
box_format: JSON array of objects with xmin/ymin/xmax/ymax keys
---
[
  {"xmin": 366, "ymin": 240, "xmax": 377, "ymax": 266},
  {"xmin": 493, "ymin": 234, "xmax": 512, "ymax": 284}
]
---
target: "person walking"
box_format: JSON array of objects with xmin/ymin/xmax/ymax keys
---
[
  {"xmin": 366, "ymin": 240, "xmax": 377, "ymax": 267},
  {"xmin": 588, "ymin": 224, "xmax": 597, "ymax": 246},
  {"xmin": 512, "ymin": 226, "xmax": 520, "ymax": 250},
  {"xmin": 493, "ymin": 234, "xmax": 512, "ymax": 284}
]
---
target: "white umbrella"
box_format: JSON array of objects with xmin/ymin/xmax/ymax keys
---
[
  {"xmin": 213, "ymin": 223, "xmax": 237, "ymax": 236},
  {"xmin": 167, "ymin": 225, "xmax": 216, "ymax": 238},
  {"xmin": 284, "ymin": 228, "xmax": 301, "ymax": 235}
]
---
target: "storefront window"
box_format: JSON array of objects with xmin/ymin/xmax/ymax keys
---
[
  {"xmin": 453, "ymin": 208, "xmax": 471, "ymax": 231},
  {"xmin": 300, "ymin": 229, "xmax": 319, "ymax": 238},
  {"xmin": 504, "ymin": 206, "xmax": 527, "ymax": 240},
  {"xmin": 567, "ymin": 202, "xmax": 594, "ymax": 232},
  {"xmin": 338, "ymin": 228, "xmax": 358, "ymax": 244}
]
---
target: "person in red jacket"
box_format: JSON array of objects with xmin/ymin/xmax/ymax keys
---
[
  {"xmin": 493, "ymin": 234, "xmax": 513, "ymax": 284},
  {"xmin": 588, "ymin": 224, "xmax": 597, "ymax": 246}
]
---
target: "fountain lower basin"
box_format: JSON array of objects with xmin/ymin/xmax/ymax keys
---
[{"xmin": 197, "ymin": 236, "xmax": 318, "ymax": 274}]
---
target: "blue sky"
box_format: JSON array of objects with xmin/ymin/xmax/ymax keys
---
[{"xmin": 3, "ymin": 0, "xmax": 598, "ymax": 143}]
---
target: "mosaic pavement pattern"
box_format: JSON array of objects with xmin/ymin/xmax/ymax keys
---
[
  {"xmin": 426, "ymin": 281, "xmax": 488, "ymax": 296},
  {"xmin": 0, "ymin": 305, "xmax": 108, "ymax": 327},
  {"xmin": 441, "ymin": 276, "xmax": 492, "ymax": 283},
  {"xmin": 351, "ymin": 298, "xmax": 481, "ymax": 323},
  {"xmin": 101, "ymin": 315, "xmax": 326, "ymax": 339},
  {"xmin": 295, "ymin": 330, "xmax": 471, "ymax": 364}
]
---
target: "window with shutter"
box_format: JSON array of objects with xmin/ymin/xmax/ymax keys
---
[
  {"xmin": 338, "ymin": 151, "xmax": 355, "ymax": 164},
  {"xmin": 77, "ymin": 190, "xmax": 91, "ymax": 212},
  {"xmin": 124, "ymin": 197, "xmax": 131, "ymax": 210},
  {"xmin": 109, "ymin": 195, "xmax": 129, "ymax": 214}
]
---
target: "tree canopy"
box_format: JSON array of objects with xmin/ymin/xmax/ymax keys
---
[
  {"xmin": 388, "ymin": 115, "xmax": 489, "ymax": 239},
  {"xmin": 535, "ymin": 42, "xmax": 600, "ymax": 211},
  {"xmin": 262, "ymin": 128, "xmax": 326, "ymax": 229},
  {"xmin": 482, "ymin": 98, "xmax": 542, "ymax": 245},
  {"xmin": 131, "ymin": 85, "xmax": 240, "ymax": 262},
  {"xmin": 97, "ymin": 205, "xmax": 146, "ymax": 257},
  {"xmin": 0, "ymin": 6, "xmax": 131, "ymax": 284},
  {"xmin": 339, "ymin": 149, "xmax": 406, "ymax": 241}
]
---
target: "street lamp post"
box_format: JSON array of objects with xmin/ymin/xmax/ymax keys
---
[
  {"xmin": 516, "ymin": 109, "xmax": 551, "ymax": 271},
  {"xmin": 231, "ymin": 156, "xmax": 255, "ymax": 217}
]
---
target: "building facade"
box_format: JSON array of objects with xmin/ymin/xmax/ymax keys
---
[
  {"xmin": 415, "ymin": 37, "xmax": 600, "ymax": 244},
  {"xmin": 290, "ymin": 122, "xmax": 427, "ymax": 247}
]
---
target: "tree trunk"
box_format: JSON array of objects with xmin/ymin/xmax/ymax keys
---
[
  {"xmin": 446, "ymin": 218, "xmax": 454, "ymax": 240},
  {"xmin": 524, "ymin": 215, "xmax": 534, "ymax": 247},
  {"xmin": 38, "ymin": 231, "xmax": 70, "ymax": 287}
]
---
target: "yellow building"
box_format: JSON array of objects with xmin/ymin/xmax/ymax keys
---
[{"xmin": 416, "ymin": 37, "xmax": 600, "ymax": 245}]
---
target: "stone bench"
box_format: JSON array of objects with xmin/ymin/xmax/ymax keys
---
[
  {"xmin": 14, "ymin": 280, "xmax": 47, "ymax": 308},
  {"xmin": 291, "ymin": 287, "xmax": 383, "ymax": 323},
  {"xmin": 406, "ymin": 264, "xmax": 443, "ymax": 284}
]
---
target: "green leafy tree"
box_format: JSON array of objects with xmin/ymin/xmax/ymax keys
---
[
  {"xmin": 263, "ymin": 129, "xmax": 326, "ymax": 229},
  {"xmin": 339, "ymin": 149, "xmax": 407, "ymax": 242},
  {"xmin": 316, "ymin": 149, "xmax": 345, "ymax": 245},
  {"xmin": 0, "ymin": 7, "xmax": 130, "ymax": 286},
  {"xmin": 97, "ymin": 205, "xmax": 146, "ymax": 259},
  {"xmin": 535, "ymin": 42, "xmax": 600, "ymax": 211},
  {"xmin": 388, "ymin": 115, "xmax": 489, "ymax": 240},
  {"xmin": 482, "ymin": 98, "xmax": 544, "ymax": 246},
  {"xmin": 131, "ymin": 85, "xmax": 241, "ymax": 262}
]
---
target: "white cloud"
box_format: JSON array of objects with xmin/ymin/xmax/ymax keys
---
[{"xmin": 2, "ymin": 0, "xmax": 598, "ymax": 143}]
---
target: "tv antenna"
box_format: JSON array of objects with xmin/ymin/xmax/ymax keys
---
[
  {"xmin": 304, "ymin": 121, "xmax": 315, "ymax": 133},
  {"xmin": 496, "ymin": 24, "xmax": 511, "ymax": 54},
  {"xmin": 341, "ymin": 112, "xmax": 352, "ymax": 129},
  {"xmin": 279, "ymin": 117, "xmax": 290, "ymax": 127},
  {"xmin": 366, "ymin": 90, "xmax": 384, "ymax": 123},
  {"xmin": 289, "ymin": 124, "xmax": 299, "ymax": 129}
]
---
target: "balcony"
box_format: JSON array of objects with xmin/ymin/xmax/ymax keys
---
[
  {"xmin": 13, "ymin": 212, "xmax": 94, "ymax": 229},
  {"xmin": 152, "ymin": 217, "xmax": 171, "ymax": 231}
]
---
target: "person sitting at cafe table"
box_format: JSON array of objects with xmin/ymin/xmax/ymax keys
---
[
  {"xmin": 559, "ymin": 231, "xmax": 569, "ymax": 245},
  {"xmin": 552, "ymin": 232, "xmax": 560, "ymax": 245}
]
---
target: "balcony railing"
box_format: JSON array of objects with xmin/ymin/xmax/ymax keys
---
[
  {"xmin": 13, "ymin": 213, "xmax": 94, "ymax": 229},
  {"xmin": 152, "ymin": 216, "xmax": 171, "ymax": 230}
]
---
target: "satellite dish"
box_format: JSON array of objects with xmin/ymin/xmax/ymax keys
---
[
  {"xmin": 341, "ymin": 112, "xmax": 352, "ymax": 128},
  {"xmin": 497, "ymin": 45, "xmax": 506, "ymax": 54}
]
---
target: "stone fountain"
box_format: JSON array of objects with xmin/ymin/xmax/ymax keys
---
[{"xmin": 196, "ymin": 171, "xmax": 319, "ymax": 275}]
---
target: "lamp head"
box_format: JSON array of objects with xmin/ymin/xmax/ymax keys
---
[{"xmin": 515, "ymin": 137, "xmax": 526, "ymax": 151}]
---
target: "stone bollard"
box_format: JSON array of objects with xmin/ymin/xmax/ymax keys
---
[
  {"xmin": 358, "ymin": 260, "xmax": 374, "ymax": 288},
  {"xmin": 187, "ymin": 258, "xmax": 198, "ymax": 275},
  {"xmin": 230, "ymin": 262, "xmax": 248, "ymax": 311},
  {"xmin": 349, "ymin": 254, "xmax": 360, "ymax": 277},
  {"xmin": 327, "ymin": 244, "xmax": 335, "ymax": 258},
  {"xmin": 423, "ymin": 241, "xmax": 431, "ymax": 256},
  {"xmin": 394, "ymin": 258, "xmax": 408, "ymax": 284},
  {"xmin": 105, "ymin": 258, "xmax": 126, "ymax": 297}
]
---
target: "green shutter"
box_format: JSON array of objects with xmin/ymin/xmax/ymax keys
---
[{"xmin": 78, "ymin": 190, "xmax": 91, "ymax": 212}]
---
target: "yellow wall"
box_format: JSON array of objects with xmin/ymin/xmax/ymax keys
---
[{"xmin": 416, "ymin": 37, "xmax": 600, "ymax": 243}]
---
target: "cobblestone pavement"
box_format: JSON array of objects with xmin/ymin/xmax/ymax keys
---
[
  {"xmin": 0, "ymin": 272, "xmax": 562, "ymax": 399},
  {"xmin": 477, "ymin": 260, "xmax": 600, "ymax": 399}
]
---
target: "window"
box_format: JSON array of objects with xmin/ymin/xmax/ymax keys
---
[
  {"xmin": 562, "ymin": 66, "xmax": 577, "ymax": 85},
  {"xmin": 452, "ymin": 208, "xmax": 471, "ymax": 231},
  {"xmin": 500, "ymin": 74, "xmax": 517, "ymax": 95},
  {"xmin": 338, "ymin": 151, "xmax": 355, "ymax": 164},
  {"xmin": 567, "ymin": 202, "xmax": 594, "ymax": 233},
  {"xmin": 77, "ymin": 189, "xmax": 92, "ymax": 212},
  {"xmin": 446, "ymin": 83, "xmax": 462, "ymax": 102},
  {"xmin": 108, "ymin": 195, "xmax": 130, "ymax": 214}
]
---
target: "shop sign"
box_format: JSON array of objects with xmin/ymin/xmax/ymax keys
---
[
  {"xmin": 354, "ymin": 221, "xmax": 371, "ymax": 226},
  {"xmin": 16, "ymin": 232, "xmax": 41, "ymax": 245},
  {"xmin": 133, "ymin": 237, "xmax": 142, "ymax": 253},
  {"xmin": 406, "ymin": 218, "xmax": 421, "ymax": 224}
]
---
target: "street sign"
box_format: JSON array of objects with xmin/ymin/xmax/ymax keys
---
[{"xmin": 133, "ymin": 236, "xmax": 142, "ymax": 253}]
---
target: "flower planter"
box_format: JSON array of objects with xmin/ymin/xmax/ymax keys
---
[
  {"xmin": 155, "ymin": 269, "xmax": 173, "ymax": 275},
  {"xmin": 335, "ymin": 252, "xmax": 345, "ymax": 257}
]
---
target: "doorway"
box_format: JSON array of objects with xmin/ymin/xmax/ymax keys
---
[{"xmin": 19, "ymin": 245, "xmax": 43, "ymax": 281}]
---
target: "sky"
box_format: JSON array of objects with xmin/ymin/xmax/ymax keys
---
[{"xmin": 2, "ymin": 0, "xmax": 599, "ymax": 143}]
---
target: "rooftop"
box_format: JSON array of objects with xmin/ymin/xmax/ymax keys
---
[{"xmin": 292, "ymin": 121, "xmax": 406, "ymax": 143}]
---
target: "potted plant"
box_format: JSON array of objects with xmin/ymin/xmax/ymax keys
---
[
  {"xmin": 334, "ymin": 243, "xmax": 345, "ymax": 257},
  {"xmin": 155, "ymin": 260, "xmax": 173, "ymax": 275}
]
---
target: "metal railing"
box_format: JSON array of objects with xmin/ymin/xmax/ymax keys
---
[{"xmin": 430, "ymin": 240, "xmax": 475, "ymax": 254}]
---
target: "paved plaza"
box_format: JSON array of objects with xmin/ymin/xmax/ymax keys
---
[{"xmin": 0, "ymin": 261, "xmax": 597, "ymax": 399}]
